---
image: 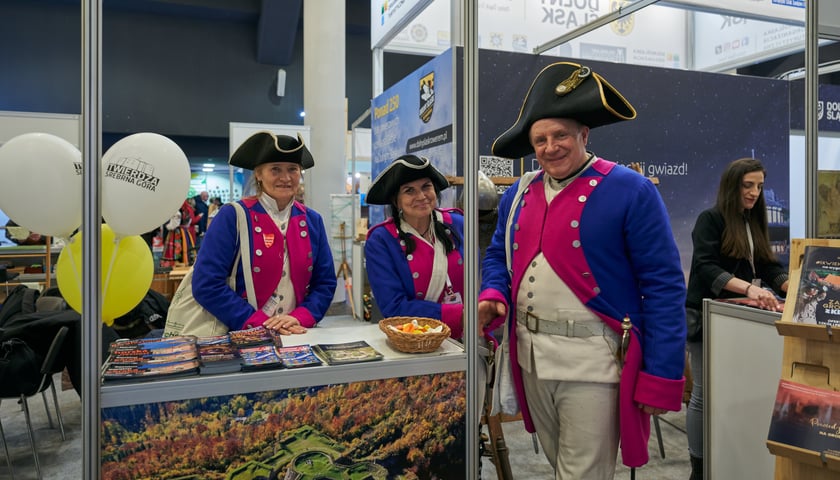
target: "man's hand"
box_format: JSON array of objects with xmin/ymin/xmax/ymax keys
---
[
  {"xmin": 478, "ymin": 300, "xmax": 506, "ymax": 335},
  {"xmin": 638, "ymin": 403, "xmax": 667, "ymax": 416}
]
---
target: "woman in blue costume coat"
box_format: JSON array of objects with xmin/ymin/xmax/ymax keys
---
[
  {"xmin": 192, "ymin": 132, "xmax": 336, "ymax": 334},
  {"xmin": 364, "ymin": 155, "xmax": 465, "ymax": 338}
]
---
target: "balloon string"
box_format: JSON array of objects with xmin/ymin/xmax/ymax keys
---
[
  {"xmin": 64, "ymin": 236, "xmax": 83, "ymax": 293},
  {"xmin": 103, "ymin": 237, "xmax": 120, "ymax": 298}
]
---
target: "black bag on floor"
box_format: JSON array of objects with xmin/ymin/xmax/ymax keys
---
[{"xmin": 0, "ymin": 337, "xmax": 42, "ymax": 396}]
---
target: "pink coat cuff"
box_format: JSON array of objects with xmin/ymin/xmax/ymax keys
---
[
  {"xmin": 441, "ymin": 303, "xmax": 464, "ymax": 339},
  {"xmin": 243, "ymin": 310, "xmax": 269, "ymax": 330},
  {"xmin": 289, "ymin": 307, "xmax": 316, "ymax": 328},
  {"xmin": 633, "ymin": 371, "xmax": 685, "ymax": 412},
  {"xmin": 478, "ymin": 288, "xmax": 509, "ymax": 333}
]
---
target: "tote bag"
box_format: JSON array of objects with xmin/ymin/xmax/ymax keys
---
[{"xmin": 162, "ymin": 202, "xmax": 256, "ymax": 337}]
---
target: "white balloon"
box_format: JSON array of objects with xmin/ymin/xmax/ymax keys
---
[
  {"xmin": 101, "ymin": 133, "xmax": 191, "ymax": 237},
  {"xmin": 0, "ymin": 133, "xmax": 82, "ymax": 237}
]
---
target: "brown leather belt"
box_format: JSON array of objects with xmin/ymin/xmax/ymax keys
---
[{"xmin": 516, "ymin": 310, "xmax": 608, "ymax": 338}]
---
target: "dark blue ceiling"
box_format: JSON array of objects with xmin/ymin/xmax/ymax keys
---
[{"xmin": 26, "ymin": 0, "xmax": 371, "ymax": 66}]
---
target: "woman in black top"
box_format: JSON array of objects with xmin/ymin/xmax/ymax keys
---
[{"xmin": 684, "ymin": 157, "xmax": 789, "ymax": 479}]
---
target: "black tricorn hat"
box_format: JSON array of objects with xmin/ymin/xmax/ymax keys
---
[
  {"xmin": 229, "ymin": 131, "xmax": 314, "ymax": 170},
  {"xmin": 366, "ymin": 155, "xmax": 449, "ymax": 205},
  {"xmin": 492, "ymin": 61, "xmax": 636, "ymax": 159}
]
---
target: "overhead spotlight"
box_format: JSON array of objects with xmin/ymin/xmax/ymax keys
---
[
  {"xmin": 202, "ymin": 163, "xmax": 215, "ymax": 168},
  {"xmin": 202, "ymin": 167, "xmax": 213, "ymax": 172},
  {"xmin": 299, "ymin": 111, "xmax": 306, "ymax": 118}
]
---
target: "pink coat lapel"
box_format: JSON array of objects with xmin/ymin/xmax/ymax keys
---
[
  {"xmin": 242, "ymin": 199, "xmax": 313, "ymax": 307},
  {"xmin": 384, "ymin": 211, "xmax": 463, "ymax": 300}
]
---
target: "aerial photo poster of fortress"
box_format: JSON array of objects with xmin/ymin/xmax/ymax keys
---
[{"xmin": 101, "ymin": 372, "xmax": 466, "ymax": 479}]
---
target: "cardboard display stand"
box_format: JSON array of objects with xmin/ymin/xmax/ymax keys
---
[{"xmin": 768, "ymin": 238, "xmax": 840, "ymax": 478}]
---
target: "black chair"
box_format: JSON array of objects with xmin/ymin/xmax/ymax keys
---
[
  {"xmin": 0, "ymin": 326, "xmax": 69, "ymax": 479},
  {"xmin": 0, "ymin": 415, "xmax": 12, "ymax": 478}
]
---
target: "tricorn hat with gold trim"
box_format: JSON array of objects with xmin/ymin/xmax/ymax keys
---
[
  {"xmin": 366, "ymin": 155, "xmax": 449, "ymax": 205},
  {"xmin": 492, "ymin": 62, "xmax": 636, "ymax": 159},
  {"xmin": 229, "ymin": 131, "xmax": 314, "ymax": 170}
]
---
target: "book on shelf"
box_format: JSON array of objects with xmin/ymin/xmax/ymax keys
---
[
  {"xmin": 275, "ymin": 344, "xmax": 322, "ymax": 368},
  {"xmin": 312, "ymin": 340, "xmax": 384, "ymax": 365},
  {"xmin": 791, "ymin": 245, "xmax": 840, "ymax": 326},
  {"xmin": 767, "ymin": 379, "xmax": 840, "ymax": 458}
]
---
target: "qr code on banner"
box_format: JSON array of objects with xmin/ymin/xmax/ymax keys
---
[
  {"xmin": 480, "ymin": 156, "xmax": 513, "ymax": 177},
  {"xmin": 480, "ymin": 156, "xmax": 514, "ymax": 194}
]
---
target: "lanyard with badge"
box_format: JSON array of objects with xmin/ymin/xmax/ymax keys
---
[
  {"xmin": 745, "ymin": 220, "xmax": 762, "ymax": 289},
  {"xmin": 441, "ymin": 274, "xmax": 462, "ymax": 305}
]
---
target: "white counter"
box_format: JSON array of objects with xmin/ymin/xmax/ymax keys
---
[
  {"xmin": 100, "ymin": 315, "xmax": 466, "ymax": 408},
  {"xmin": 704, "ymin": 299, "xmax": 783, "ymax": 480}
]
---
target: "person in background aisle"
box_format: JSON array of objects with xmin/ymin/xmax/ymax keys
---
[
  {"xmin": 160, "ymin": 199, "xmax": 199, "ymax": 268},
  {"xmin": 364, "ymin": 155, "xmax": 465, "ymax": 339},
  {"xmin": 684, "ymin": 157, "xmax": 788, "ymax": 480},
  {"xmin": 206, "ymin": 196, "xmax": 223, "ymax": 231},
  {"xmin": 183, "ymin": 197, "xmax": 203, "ymax": 236},
  {"xmin": 477, "ymin": 61, "xmax": 687, "ymax": 479},
  {"xmin": 193, "ymin": 191, "xmax": 209, "ymax": 242},
  {"xmin": 191, "ymin": 131, "xmax": 336, "ymax": 334}
]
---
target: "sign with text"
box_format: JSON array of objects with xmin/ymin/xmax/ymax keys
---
[{"xmin": 369, "ymin": 47, "xmax": 456, "ymax": 226}]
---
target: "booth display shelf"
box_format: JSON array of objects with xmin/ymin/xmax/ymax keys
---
[
  {"xmin": 765, "ymin": 239, "xmax": 840, "ymax": 478},
  {"xmin": 99, "ymin": 315, "xmax": 468, "ymax": 478},
  {"xmin": 0, "ymin": 239, "xmax": 54, "ymax": 301},
  {"xmin": 100, "ymin": 315, "xmax": 466, "ymax": 408}
]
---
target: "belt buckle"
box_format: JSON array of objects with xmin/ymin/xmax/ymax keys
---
[{"xmin": 525, "ymin": 311, "xmax": 540, "ymax": 333}]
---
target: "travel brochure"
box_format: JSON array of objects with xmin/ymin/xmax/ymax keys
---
[
  {"xmin": 196, "ymin": 334, "xmax": 241, "ymax": 375},
  {"xmin": 102, "ymin": 332, "xmax": 385, "ymax": 381},
  {"xmin": 275, "ymin": 345, "xmax": 323, "ymax": 368},
  {"xmin": 240, "ymin": 344, "xmax": 284, "ymax": 371},
  {"xmin": 791, "ymin": 245, "xmax": 840, "ymax": 327},
  {"xmin": 103, "ymin": 336, "xmax": 200, "ymax": 381},
  {"xmin": 312, "ymin": 340, "xmax": 384, "ymax": 365},
  {"xmin": 767, "ymin": 379, "xmax": 840, "ymax": 458}
]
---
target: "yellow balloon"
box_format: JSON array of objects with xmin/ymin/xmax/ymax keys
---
[{"xmin": 56, "ymin": 224, "xmax": 154, "ymax": 326}]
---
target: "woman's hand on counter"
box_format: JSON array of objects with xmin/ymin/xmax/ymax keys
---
[
  {"xmin": 264, "ymin": 314, "xmax": 307, "ymax": 335},
  {"xmin": 748, "ymin": 287, "xmax": 783, "ymax": 312}
]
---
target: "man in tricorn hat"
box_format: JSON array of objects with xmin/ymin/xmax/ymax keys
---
[{"xmin": 478, "ymin": 62, "xmax": 686, "ymax": 478}]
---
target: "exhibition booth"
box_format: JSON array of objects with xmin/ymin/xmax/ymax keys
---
[{"xmin": 4, "ymin": 1, "xmax": 840, "ymax": 479}]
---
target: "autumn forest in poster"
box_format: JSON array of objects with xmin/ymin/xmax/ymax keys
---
[{"xmin": 101, "ymin": 372, "xmax": 466, "ymax": 479}]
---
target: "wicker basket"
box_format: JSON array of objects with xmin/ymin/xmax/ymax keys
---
[{"xmin": 379, "ymin": 316, "xmax": 451, "ymax": 353}]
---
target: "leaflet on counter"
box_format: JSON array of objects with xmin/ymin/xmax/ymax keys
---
[{"xmin": 312, "ymin": 340, "xmax": 384, "ymax": 365}]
